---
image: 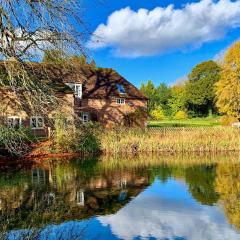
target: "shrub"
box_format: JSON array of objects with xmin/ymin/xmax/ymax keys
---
[
  {"xmin": 74, "ymin": 123, "xmax": 101, "ymax": 153},
  {"xmin": 220, "ymin": 115, "xmax": 239, "ymax": 126},
  {"xmin": 174, "ymin": 110, "xmax": 188, "ymax": 120},
  {"xmin": 52, "ymin": 116, "xmax": 101, "ymax": 153},
  {"xmin": 150, "ymin": 107, "xmax": 165, "ymax": 120}
]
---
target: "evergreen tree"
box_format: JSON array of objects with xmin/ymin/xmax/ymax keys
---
[{"xmin": 140, "ymin": 80, "xmax": 158, "ymax": 112}]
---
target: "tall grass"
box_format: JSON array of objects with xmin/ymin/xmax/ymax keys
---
[
  {"xmin": 100, "ymin": 127, "xmax": 240, "ymax": 153},
  {"xmin": 98, "ymin": 152, "xmax": 240, "ymax": 170}
]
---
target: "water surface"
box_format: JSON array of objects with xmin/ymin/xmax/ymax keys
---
[{"xmin": 0, "ymin": 154, "xmax": 240, "ymax": 240}]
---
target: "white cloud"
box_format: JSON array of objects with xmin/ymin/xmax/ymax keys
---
[
  {"xmin": 88, "ymin": 0, "xmax": 240, "ymax": 57},
  {"xmin": 98, "ymin": 180, "xmax": 240, "ymax": 240}
]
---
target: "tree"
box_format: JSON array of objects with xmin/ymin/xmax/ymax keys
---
[
  {"xmin": 185, "ymin": 61, "xmax": 221, "ymax": 116},
  {"xmin": 42, "ymin": 50, "xmax": 66, "ymax": 64},
  {"xmin": 70, "ymin": 55, "xmax": 88, "ymax": 66},
  {"xmin": 0, "ymin": 1, "xmax": 88, "ymax": 155},
  {"xmin": 89, "ymin": 59, "xmax": 97, "ymax": 69},
  {"xmin": 0, "ymin": 1, "xmax": 87, "ymax": 112},
  {"xmin": 140, "ymin": 80, "xmax": 157, "ymax": 112},
  {"xmin": 168, "ymin": 85, "xmax": 187, "ymax": 116},
  {"xmin": 0, "ymin": 1, "xmax": 85, "ymax": 61},
  {"xmin": 140, "ymin": 81, "xmax": 172, "ymax": 114},
  {"xmin": 156, "ymin": 83, "xmax": 172, "ymax": 114},
  {"xmin": 215, "ymin": 41, "xmax": 240, "ymax": 120}
]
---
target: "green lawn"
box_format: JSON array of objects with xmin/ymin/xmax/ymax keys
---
[{"xmin": 148, "ymin": 117, "xmax": 221, "ymax": 127}]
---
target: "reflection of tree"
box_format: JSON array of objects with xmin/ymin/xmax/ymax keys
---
[
  {"xmin": 185, "ymin": 165, "xmax": 219, "ymax": 205},
  {"xmin": 215, "ymin": 163, "xmax": 240, "ymax": 229},
  {"xmin": 148, "ymin": 164, "xmax": 219, "ymax": 206},
  {"xmin": 148, "ymin": 165, "xmax": 172, "ymax": 183}
]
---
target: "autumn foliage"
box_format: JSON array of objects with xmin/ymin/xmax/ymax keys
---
[{"xmin": 215, "ymin": 41, "xmax": 240, "ymax": 119}]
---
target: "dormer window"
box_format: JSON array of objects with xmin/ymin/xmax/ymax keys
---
[
  {"xmin": 66, "ymin": 83, "xmax": 82, "ymax": 99},
  {"xmin": 116, "ymin": 83, "xmax": 126, "ymax": 94}
]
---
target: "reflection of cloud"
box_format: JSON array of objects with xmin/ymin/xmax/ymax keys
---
[
  {"xmin": 99, "ymin": 180, "xmax": 240, "ymax": 240},
  {"xmin": 88, "ymin": 0, "xmax": 240, "ymax": 57}
]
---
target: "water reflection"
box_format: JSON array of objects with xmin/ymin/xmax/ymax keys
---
[{"xmin": 0, "ymin": 154, "xmax": 240, "ymax": 239}]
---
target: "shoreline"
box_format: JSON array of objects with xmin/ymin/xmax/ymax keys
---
[{"xmin": 0, "ymin": 149, "xmax": 239, "ymax": 164}]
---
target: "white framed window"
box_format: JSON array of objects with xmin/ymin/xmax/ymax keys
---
[
  {"xmin": 82, "ymin": 113, "xmax": 89, "ymax": 123},
  {"xmin": 30, "ymin": 116, "xmax": 44, "ymax": 129},
  {"xmin": 7, "ymin": 116, "xmax": 21, "ymax": 128},
  {"xmin": 116, "ymin": 98, "xmax": 125, "ymax": 105},
  {"xmin": 75, "ymin": 84, "xmax": 82, "ymax": 98},
  {"xmin": 66, "ymin": 83, "xmax": 82, "ymax": 99}
]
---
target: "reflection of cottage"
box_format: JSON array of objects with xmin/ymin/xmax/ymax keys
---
[
  {"xmin": 0, "ymin": 63, "xmax": 148, "ymax": 136},
  {"xmin": 32, "ymin": 168, "xmax": 47, "ymax": 185},
  {"xmin": 118, "ymin": 190, "xmax": 128, "ymax": 201},
  {"xmin": 76, "ymin": 190, "xmax": 85, "ymax": 206},
  {"xmin": 119, "ymin": 179, "xmax": 127, "ymax": 188},
  {"xmin": 45, "ymin": 192, "xmax": 55, "ymax": 205},
  {"xmin": 0, "ymin": 166, "xmax": 150, "ymax": 230}
]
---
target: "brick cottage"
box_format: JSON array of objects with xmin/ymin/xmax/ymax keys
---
[{"xmin": 0, "ymin": 62, "xmax": 148, "ymax": 136}]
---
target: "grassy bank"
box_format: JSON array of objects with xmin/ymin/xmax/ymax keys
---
[
  {"xmin": 148, "ymin": 117, "xmax": 220, "ymax": 127},
  {"xmin": 100, "ymin": 127, "xmax": 240, "ymax": 154}
]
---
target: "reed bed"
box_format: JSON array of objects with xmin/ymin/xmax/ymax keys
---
[
  {"xmin": 100, "ymin": 127, "xmax": 240, "ymax": 153},
  {"xmin": 98, "ymin": 152, "xmax": 240, "ymax": 171}
]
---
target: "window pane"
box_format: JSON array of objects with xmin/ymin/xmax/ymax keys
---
[
  {"xmin": 116, "ymin": 84, "xmax": 126, "ymax": 94},
  {"xmin": 37, "ymin": 118, "xmax": 44, "ymax": 128},
  {"xmin": 116, "ymin": 98, "xmax": 125, "ymax": 104},
  {"xmin": 14, "ymin": 118, "xmax": 20, "ymax": 128},
  {"xmin": 31, "ymin": 118, "xmax": 37, "ymax": 128},
  {"xmin": 7, "ymin": 118, "xmax": 14, "ymax": 127},
  {"xmin": 75, "ymin": 84, "xmax": 82, "ymax": 98},
  {"xmin": 83, "ymin": 114, "xmax": 88, "ymax": 123}
]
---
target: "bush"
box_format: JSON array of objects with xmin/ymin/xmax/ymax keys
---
[
  {"xmin": 52, "ymin": 117, "xmax": 101, "ymax": 153},
  {"xmin": 220, "ymin": 115, "xmax": 239, "ymax": 126},
  {"xmin": 74, "ymin": 123, "xmax": 101, "ymax": 153},
  {"xmin": 150, "ymin": 107, "xmax": 165, "ymax": 120},
  {"xmin": 174, "ymin": 110, "xmax": 188, "ymax": 120}
]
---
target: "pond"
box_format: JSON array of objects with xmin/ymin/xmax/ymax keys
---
[{"xmin": 0, "ymin": 154, "xmax": 240, "ymax": 240}]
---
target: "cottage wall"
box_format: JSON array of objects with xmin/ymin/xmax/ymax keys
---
[
  {"xmin": 0, "ymin": 87, "xmax": 74, "ymax": 136},
  {"xmin": 76, "ymin": 98, "xmax": 148, "ymax": 128}
]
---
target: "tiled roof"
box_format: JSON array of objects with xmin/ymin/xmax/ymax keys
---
[
  {"xmin": 80, "ymin": 67, "xmax": 148, "ymax": 100},
  {"xmin": 0, "ymin": 61, "xmax": 148, "ymax": 100}
]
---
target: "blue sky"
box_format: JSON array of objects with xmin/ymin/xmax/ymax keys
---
[{"xmin": 84, "ymin": 0, "xmax": 240, "ymax": 87}]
